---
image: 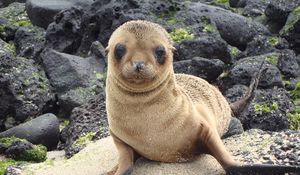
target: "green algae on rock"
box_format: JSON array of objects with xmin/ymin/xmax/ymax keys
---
[
  {"xmin": 280, "ymin": 6, "xmax": 300, "ymax": 35},
  {"xmin": 265, "ymin": 54, "xmax": 279, "ymax": 65},
  {"xmin": 288, "ymin": 112, "xmax": 300, "ymax": 130},
  {"xmin": 291, "ymin": 81, "xmax": 300, "ymax": 100},
  {"xmin": 0, "ymin": 137, "xmax": 47, "ymax": 162},
  {"xmin": 0, "ymin": 3, "xmax": 33, "ymax": 40},
  {"xmin": 254, "ymin": 102, "xmax": 279, "ymax": 115},
  {"xmin": 267, "ymin": 37, "xmax": 279, "ymax": 46},
  {"xmin": 170, "ymin": 28, "xmax": 194, "ymax": 42},
  {"xmin": 0, "ymin": 159, "xmax": 19, "ymax": 175},
  {"xmin": 74, "ymin": 132, "xmax": 96, "ymax": 146},
  {"xmin": 17, "ymin": 145, "xmax": 47, "ymax": 162}
]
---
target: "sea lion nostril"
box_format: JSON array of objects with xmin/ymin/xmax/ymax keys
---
[{"xmin": 133, "ymin": 61, "xmax": 145, "ymax": 72}]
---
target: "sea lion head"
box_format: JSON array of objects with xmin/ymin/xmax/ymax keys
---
[{"xmin": 106, "ymin": 20, "xmax": 175, "ymax": 93}]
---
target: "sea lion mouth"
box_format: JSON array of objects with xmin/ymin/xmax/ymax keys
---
[
  {"xmin": 112, "ymin": 68, "xmax": 172, "ymax": 94},
  {"xmin": 126, "ymin": 77, "xmax": 153, "ymax": 84},
  {"xmin": 121, "ymin": 66, "xmax": 157, "ymax": 84},
  {"xmin": 123, "ymin": 72, "xmax": 156, "ymax": 84}
]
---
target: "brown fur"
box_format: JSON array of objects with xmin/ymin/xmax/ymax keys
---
[{"xmin": 106, "ymin": 20, "xmax": 238, "ymax": 175}]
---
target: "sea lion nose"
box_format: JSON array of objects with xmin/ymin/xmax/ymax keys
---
[{"xmin": 133, "ymin": 61, "xmax": 145, "ymax": 72}]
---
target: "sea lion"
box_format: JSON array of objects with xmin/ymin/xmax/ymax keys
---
[
  {"xmin": 105, "ymin": 20, "xmax": 237, "ymax": 174},
  {"xmin": 104, "ymin": 20, "xmax": 299, "ymax": 175}
]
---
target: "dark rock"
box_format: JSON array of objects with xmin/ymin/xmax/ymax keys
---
[
  {"xmin": 297, "ymin": 55, "xmax": 300, "ymax": 66},
  {"xmin": 242, "ymin": 0, "xmax": 271, "ymax": 18},
  {"xmin": 265, "ymin": 0, "xmax": 300, "ymax": 26},
  {"xmin": 70, "ymin": 0, "xmax": 145, "ymax": 55},
  {"xmin": 280, "ymin": 6, "xmax": 300, "ymax": 54},
  {"xmin": 45, "ymin": 7, "xmax": 84, "ymax": 54},
  {"xmin": 228, "ymin": 53, "xmax": 283, "ymax": 89},
  {"xmin": 0, "ymin": 137, "xmax": 47, "ymax": 163},
  {"xmin": 0, "ymin": 113, "xmax": 59, "ymax": 150},
  {"xmin": 241, "ymin": 88, "xmax": 293, "ymax": 131},
  {"xmin": 181, "ymin": 2, "xmax": 269, "ymax": 49},
  {"xmin": 225, "ymin": 84, "xmax": 248, "ymax": 103},
  {"xmin": 174, "ymin": 33, "xmax": 232, "ymax": 63},
  {"xmin": 60, "ymin": 93, "xmax": 109, "ymax": 158},
  {"xmin": 5, "ymin": 140, "xmax": 33, "ymax": 158},
  {"xmin": 25, "ymin": 0, "xmax": 94, "ymax": 29},
  {"xmin": 242, "ymin": 35, "xmax": 289, "ymax": 57},
  {"xmin": 14, "ymin": 26, "xmax": 46, "ymax": 62},
  {"xmin": 0, "ymin": 3, "xmax": 32, "ymax": 41},
  {"xmin": 222, "ymin": 117, "xmax": 244, "ymax": 138},
  {"xmin": 173, "ymin": 59, "xmax": 191, "ymax": 74},
  {"xmin": 277, "ymin": 49, "xmax": 300, "ymax": 78},
  {"xmin": 229, "ymin": 0, "xmax": 247, "ymax": 8},
  {"xmin": 174, "ymin": 57, "xmax": 224, "ymax": 82},
  {"xmin": 41, "ymin": 49, "xmax": 105, "ymax": 116},
  {"xmin": 41, "ymin": 49, "xmax": 91, "ymax": 93},
  {"xmin": 88, "ymin": 41, "xmax": 107, "ymax": 61},
  {"xmin": 57, "ymin": 86, "xmax": 102, "ymax": 117},
  {"xmin": 0, "ymin": 0, "xmax": 26, "ymax": 8},
  {"xmin": 43, "ymin": 0, "xmax": 269, "ymax": 57},
  {"xmin": 0, "ymin": 39, "xmax": 54, "ymax": 123}
]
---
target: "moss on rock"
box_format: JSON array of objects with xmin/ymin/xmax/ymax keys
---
[
  {"xmin": 0, "ymin": 24, "xmax": 5, "ymax": 33},
  {"xmin": 230, "ymin": 47, "xmax": 239, "ymax": 58},
  {"xmin": 254, "ymin": 102, "xmax": 279, "ymax": 115},
  {"xmin": 170, "ymin": 28, "xmax": 194, "ymax": 42},
  {"xmin": 214, "ymin": 0, "xmax": 229, "ymax": 4},
  {"xmin": 291, "ymin": 81, "xmax": 300, "ymax": 100},
  {"xmin": 3, "ymin": 42, "xmax": 16, "ymax": 55},
  {"xmin": 12, "ymin": 19, "xmax": 32, "ymax": 28},
  {"xmin": 288, "ymin": 112, "xmax": 300, "ymax": 130},
  {"xmin": 18, "ymin": 145, "xmax": 47, "ymax": 162},
  {"xmin": 203, "ymin": 24, "xmax": 217, "ymax": 33},
  {"xmin": 280, "ymin": 6, "xmax": 300, "ymax": 35},
  {"xmin": 75, "ymin": 132, "xmax": 96, "ymax": 146},
  {"xmin": 0, "ymin": 159, "xmax": 18, "ymax": 175},
  {"xmin": 265, "ymin": 54, "xmax": 278, "ymax": 65},
  {"xmin": 60, "ymin": 119, "xmax": 70, "ymax": 131},
  {"xmin": 0, "ymin": 3, "xmax": 33, "ymax": 40},
  {"xmin": 0, "ymin": 137, "xmax": 47, "ymax": 163},
  {"xmin": 267, "ymin": 37, "xmax": 279, "ymax": 46},
  {"xmin": 0, "ymin": 137, "xmax": 22, "ymax": 147}
]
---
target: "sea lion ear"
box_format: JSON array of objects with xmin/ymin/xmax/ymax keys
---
[
  {"xmin": 170, "ymin": 46, "xmax": 176, "ymax": 52},
  {"xmin": 105, "ymin": 46, "xmax": 109, "ymax": 56}
]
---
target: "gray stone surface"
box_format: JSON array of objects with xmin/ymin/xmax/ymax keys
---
[
  {"xmin": 0, "ymin": 39, "xmax": 54, "ymax": 124},
  {"xmin": 0, "ymin": 0, "xmax": 26, "ymax": 8},
  {"xmin": 174, "ymin": 57, "xmax": 224, "ymax": 82},
  {"xmin": 21, "ymin": 129, "xmax": 300, "ymax": 175},
  {"xmin": 40, "ymin": 49, "xmax": 105, "ymax": 116},
  {"xmin": 0, "ymin": 113, "xmax": 59, "ymax": 150},
  {"xmin": 25, "ymin": 0, "xmax": 94, "ymax": 29}
]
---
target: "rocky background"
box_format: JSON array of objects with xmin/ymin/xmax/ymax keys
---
[{"xmin": 0, "ymin": 0, "xmax": 299, "ymax": 174}]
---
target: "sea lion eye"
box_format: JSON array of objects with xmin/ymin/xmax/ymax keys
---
[
  {"xmin": 114, "ymin": 43, "xmax": 126, "ymax": 61},
  {"xmin": 154, "ymin": 46, "xmax": 166, "ymax": 64}
]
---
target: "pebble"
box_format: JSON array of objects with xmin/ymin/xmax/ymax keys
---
[{"xmin": 226, "ymin": 129, "xmax": 300, "ymax": 166}]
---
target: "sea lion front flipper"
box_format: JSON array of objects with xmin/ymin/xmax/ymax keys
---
[
  {"xmin": 197, "ymin": 122, "xmax": 239, "ymax": 169},
  {"xmin": 109, "ymin": 132, "xmax": 136, "ymax": 175}
]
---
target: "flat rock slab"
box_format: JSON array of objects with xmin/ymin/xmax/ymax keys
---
[
  {"xmin": 22, "ymin": 137, "xmax": 224, "ymax": 175},
  {"xmin": 21, "ymin": 129, "xmax": 300, "ymax": 174}
]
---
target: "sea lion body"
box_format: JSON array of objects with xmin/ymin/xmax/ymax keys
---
[
  {"xmin": 105, "ymin": 20, "xmax": 236, "ymax": 175},
  {"xmin": 107, "ymin": 74, "xmax": 231, "ymax": 162}
]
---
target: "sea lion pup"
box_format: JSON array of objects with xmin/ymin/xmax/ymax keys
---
[
  {"xmin": 105, "ymin": 20, "xmax": 300, "ymax": 175},
  {"xmin": 105, "ymin": 20, "xmax": 237, "ymax": 175}
]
